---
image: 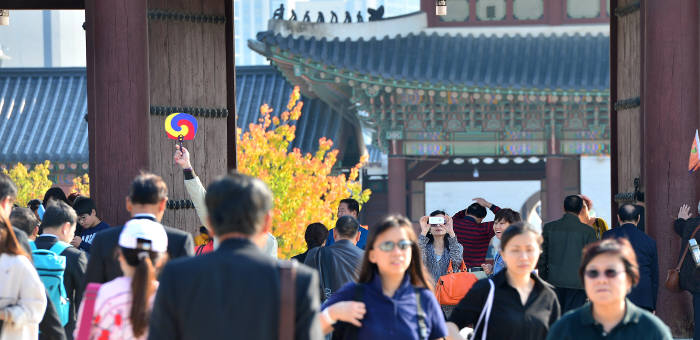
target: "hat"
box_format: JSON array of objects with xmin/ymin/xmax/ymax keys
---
[{"xmin": 118, "ymin": 219, "xmax": 168, "ymax": 253}]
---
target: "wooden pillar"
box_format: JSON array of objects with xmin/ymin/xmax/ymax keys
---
[
  {"xmin": 544, "ymin": 156, "xmax": 565, "ymax": 222},
  {"xmin": 85, "ymin": 0, "xmax": 149, "ymax": 225},
  {"xmin": 388, "ymin": 142, "xmax": 406, "ymax": 215},
  {"xmin": 642, "ymin": 0, "xmax": 698, "ymax": 334}
]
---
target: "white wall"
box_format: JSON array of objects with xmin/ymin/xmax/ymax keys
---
[
  {"xmin": 580, "ymin": 155, "xmax": 612, "ymax": 226},
  {"xmin": 425, "ymin": 180, "xmax": 542, "ymax": 229}
]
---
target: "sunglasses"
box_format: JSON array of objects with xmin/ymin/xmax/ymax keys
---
[
  {"xmin": 377, "ymin": 240, "xmax": 413, "ymax": 252},
  {"xmin": 584, "ymin": 269, "xmax": 623, "ymax": 279}
]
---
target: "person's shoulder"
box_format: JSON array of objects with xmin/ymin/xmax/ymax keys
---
[
  {"xmin": 631, "ymin": 307, "xmax": 672, "ymax": 337},
  {"xmin": 163, "ymin": 225, "xmax": 191, "ymax": 238},
  {"xmin": 550, "ymin": 307, "xmax": 583, "ymax": 331},
  {"xmin": 62, "ymin": 245, "xmax": 84, "ymax": 257}
]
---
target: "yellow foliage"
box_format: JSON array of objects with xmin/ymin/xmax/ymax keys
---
[
  {"xmin": 3, "ymin": 161, "xmax": 53, "ymax": 207},
  {"xmin": 71, "ymin": 174, "xmax": 90, "ymax": 196},
  {"xmin": 237, "ymin": 86, "xmax": 372, "ymax": 259}
]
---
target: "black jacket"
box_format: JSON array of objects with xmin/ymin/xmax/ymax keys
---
[
  {"xmin": 538, "ymin": 213, "xmax": 597, "ymax": 289},
  {"xmin": 603, "ymin": 224, "xmax": 659, "ymax": 310},
  {"xmin": 674, "ymin": 217, "xmax": 700, "ymax": 293},
  {"xmin": 34, "ymin": 235, "xmax": 88, "ymax": 340},
  {"xmin": 84, "ymin": 215, "xmax": 194, "ymax": 285},
  {"xmin": 148, "ymin": 238, "xmax": 323, "ymax": 340},
  {"xmin": 40, "ymin": 291, "xmax": 67, "ymax": 340}
]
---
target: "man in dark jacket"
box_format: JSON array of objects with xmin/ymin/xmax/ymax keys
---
[
  {"xmin": 675, "ymin": 203, "xmax": 700, "ymax": 340},
  {"xmin": 305, "ymin": 216, "xmax": 364, "ymax": 301},
  {"xmin": 538, "ymin": 195, "xmax": 597, "ymax": 313},
  {"xmin": 148, "ymin": 172, "xmax": 323, "ymax": 340},
  {"xmin": 603, "ymin": 203, "xmax": 658, "ymax": 312},
  {"xmin": 34, "ymin": 201, "xmax": 87, "ymax": 340},
  {"xmin": 84, "ymin": 172, "xmax": 194, "ymax": 285}
]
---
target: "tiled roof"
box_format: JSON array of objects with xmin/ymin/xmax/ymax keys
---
[
  {"xmin": 235, "ymin": 65, "xmax": 356, "ymax": 155},
  {"xmin": 0, "ymin": 66, "xmax": 361, "ymax": 165},
  {"xmin": 255, "ymin": 31, "xmax": 610, "ymax": 92},
  {"xmin": 0, "ymin": 68, "xmax": 88, "ymax": 164}
]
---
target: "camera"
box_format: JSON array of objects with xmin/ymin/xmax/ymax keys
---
[{"xmin": 429, "ymin": 216, "xmax": 445, "ymax": 225}]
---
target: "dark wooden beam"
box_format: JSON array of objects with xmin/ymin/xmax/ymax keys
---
[
  {"xmin": 225, "ymin": 0, "xmax": 236, "ymax": 170},
  {"xmin": 3, "ymin": 0, "xmax": 84, "ymax": 9}
]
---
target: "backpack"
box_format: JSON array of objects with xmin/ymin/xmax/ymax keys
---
[{"xmin": 29, "ymin": 240, "xmax": 71, "ymax": 326}]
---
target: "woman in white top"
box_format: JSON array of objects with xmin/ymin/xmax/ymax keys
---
[
  {"xmin": 76, "ymin": 218, "xmax": 168, "ymax": 340},
  {"xmin": 0, "ymin": 216, "xmax": 47, "ymax": 340}
]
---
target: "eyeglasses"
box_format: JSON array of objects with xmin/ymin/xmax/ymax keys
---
[
  {"xmin": 377, "ymin": 240, "xmax": 413, "ymax": 252},
  {"xmin": 584, "ymin": 269, "xmax": 623, "ymax": 279}
]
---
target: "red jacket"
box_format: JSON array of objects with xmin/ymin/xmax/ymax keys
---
[{"xmin": 452, "ymin": 205, "xmax": 500, "ymax": 267}]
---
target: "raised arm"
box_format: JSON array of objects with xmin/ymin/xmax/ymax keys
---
[{"xmin": 175, "ymin": 145, "xmax": 209, "ymax": 228}]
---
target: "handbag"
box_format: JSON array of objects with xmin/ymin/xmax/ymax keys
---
[
  {"xmin": 435, "ymin": 260, "xmax": 478, "ymax": 306},
  {"xmin": 470, "ymin": 279, "xmax": 495, "ymax": 340},
  {"xmin": 75, "ymin": 283, "xmax": 101, "ymax": 340},
  {"xmin": 665, "ymin": 225, "xmax": 700, "ymax": 292}
]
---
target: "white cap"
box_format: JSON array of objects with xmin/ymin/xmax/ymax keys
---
[{"xmin": 118, "ymin": 219, "xmax": 168, "ymax": 253}]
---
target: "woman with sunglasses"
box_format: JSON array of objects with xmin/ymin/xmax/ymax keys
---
[
  {"xmin": 319, "ymin": 215, "xmax": 448, "ymax": 339},
  {"xmin": 546, "ymin": 238, "xmax": 672, "ymax": 339},
  {"xmin": 446, "ymin": 222, "xmax": 559, "ymax": 340},
  {"xmin": 418, "ymin": 210, "xmax": 463, "ymax": 317}
]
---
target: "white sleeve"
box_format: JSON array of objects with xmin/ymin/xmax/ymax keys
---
[
  {"xmin": 263, "ymin": 233, "xmax": 278, "ymax": 259},
  {"xmin": 4, "ymin": 256, "xmax": 46, "ymax": 327},
  {"xmin": 184, "ymin": 176, "xmax": 209, "ymax": 228}
]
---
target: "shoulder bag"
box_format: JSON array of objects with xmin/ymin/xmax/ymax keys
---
[
  {"xmin": 435, "ymin": 260, "xmax": 478, "ymax": 306},
  {"xmin": 665, "ymin": 225, "xmax": 700, "ymax": 292},
  {"xmin": 470, "ymin": 279, "xmax": 495, "ymax": 340}
]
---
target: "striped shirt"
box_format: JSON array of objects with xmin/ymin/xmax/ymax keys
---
[{"xmin": 452, "ymin": 205, "xmax": 500, "ymax": 267}]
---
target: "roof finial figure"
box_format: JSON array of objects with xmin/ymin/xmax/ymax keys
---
[
  {"xmin": 368, "ymin": 5, "xmax": 385, "ymax": 21},
  {"xmin": 317, "ymin": 11, "xmax": 325, "ymax": 23},
  {"xmin": 272, "ymin": 4, "xmax": 284, "ymax": 20},
  {"xmin": 303, "ymin": 10, "xmax": 311, "ymax": 22},
  {"xmin": 344, "ymin": 11, "xmax": 352, "ymax": 23},
  {"xmin": 356, "ymin": 11, "xmax": 364, "ymax": 23},
  {"xmin": 330, "ymin": 11, "xmax": 338, "ymax": 23},
  {"xmin": 289, "ymin": 9, "xmax": 297, "ymax": 21}
]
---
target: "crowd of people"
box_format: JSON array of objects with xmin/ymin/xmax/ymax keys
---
[{"xmin": 0, "ymin": 144, "xmax": 696, "ymax": 340}]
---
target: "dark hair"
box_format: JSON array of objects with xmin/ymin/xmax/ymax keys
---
[
  {"xmin": 43, "ymin": 187, "xmax": 68, "ymax": 206},
  {"xmin": 40, "ymin": 200, "xmax": 77, "ymax": 230},
  {"xmin": 205, "ymin": 172, "xmax": 273, "ymax": 236},
  {"xmin": 120, "ymin": 247, "xmax": 165, "ymax": 337},
  {"xmin": 339, "ymin": 198, "xmax": 360, "ymax": 215},
  {"xmin": 494, "ymin": 208, "xmax": 522, "ymax": 224},
  {"xmin": 500, "ymin": 222, "xmax": 542, "ymax": 250},
  {"xmin": 563, "ymin": 195, "xmax": 584, "ymax": 214},
  {"xmin": 335, "ymin": 216, "xmax": 360, "ymax": 238},
  {"xmin": 357, "ymin": 215, "xmax": 433, "ymax": 290},
  {"xmin": 579, "ymin": 238, "xmax": 639, "ymax": 286},
  {"xmin": 72, "ymin": 196, "xmax": 96, "ymax": 216},
  {"xmin": 466, "ymin": 203, "xmax": 487, "ymax": 219},
  {"xmin": 426, "ymin": 210, "xmax": 450, "ymax": 247},
  {"xmin": 0, "ymin": 174, "xmax": 17, "ymax": 201},
  {"xmin": 10, "ymin": 207, "xmax": 39, "ymax": 236},
  {"xmin": 618, "ymin": 203, "xmax": 641, "ymax": 223},
  {"xmin": 304, "ymin": 223, "xmax": 328, "ymax": 249},
  {"xmin": 199, "ymin": 226, "xmax": 209, "ymax": 235},
  {"xmin": 0, "ymin": 215, "xmax": 28, "ymax": 259},
  {"xmin": 129, "ymin": 172, "xmax": 168, "ymax": 205},
  {"xmin": 27, "ymin": 199, "xmax": 41, "ymax": 212}
]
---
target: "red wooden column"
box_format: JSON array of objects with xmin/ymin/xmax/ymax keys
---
[
  {"xmin": 388, "ymin": 141, "xmax": 406, "ymax": 215},
  {"xmin": 85, "ymin": 0, "xmax": 149, "ymax": 225},
  {"xmin": 544, "ymin": 156, "xmax": 565, "ymax": 222},
  {"xmin": 643, "ymin": 0, "xmax": 699, "ymax": 334}
]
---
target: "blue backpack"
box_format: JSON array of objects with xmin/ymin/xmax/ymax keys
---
[{"xmin": 29, "ymin": 240, "xmax": 71, "ymax": 326}]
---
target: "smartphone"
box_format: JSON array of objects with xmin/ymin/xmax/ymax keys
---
[{"xmin": 428, "ymin": 216, "xmax": 445, "ymax": 225}]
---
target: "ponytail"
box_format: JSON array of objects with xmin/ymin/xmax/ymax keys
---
[{"xmin": 121, "ymin": 248, "xmax": 158, "ymax": 337}]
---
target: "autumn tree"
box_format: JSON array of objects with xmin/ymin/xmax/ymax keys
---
[
  {"xmin": 71, "ymin": 173, "xmax": 90, "ymax": 196},
  {"xmin": 237, "ymin": 86, "xmax": 371, "ymax": 258},
  {"xmin": 3, "ymin": 161, "xmax": 53, "ymax": 207}
]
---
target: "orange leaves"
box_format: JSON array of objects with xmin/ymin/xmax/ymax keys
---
[{"xmin": 237, "ymin": 86, "xmax": 372, "ymax": 258}]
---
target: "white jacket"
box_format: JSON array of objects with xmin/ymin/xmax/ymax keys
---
[
  {"xmin": 184, "ymin": 175, "xmax": 278, "ymax": 258},
  {"xmin": 0, "ymin": 253, "xmax": 47, "ymax": 340}
]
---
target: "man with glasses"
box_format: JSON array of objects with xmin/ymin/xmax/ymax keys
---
[{"xmin": 71, "ymin": 196, "xmax": 110, "ymax": 253}]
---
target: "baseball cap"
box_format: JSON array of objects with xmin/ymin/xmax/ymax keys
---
[{"xmin": 118, "ymin": 218, "xmax": 168, "ymax": 252}]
